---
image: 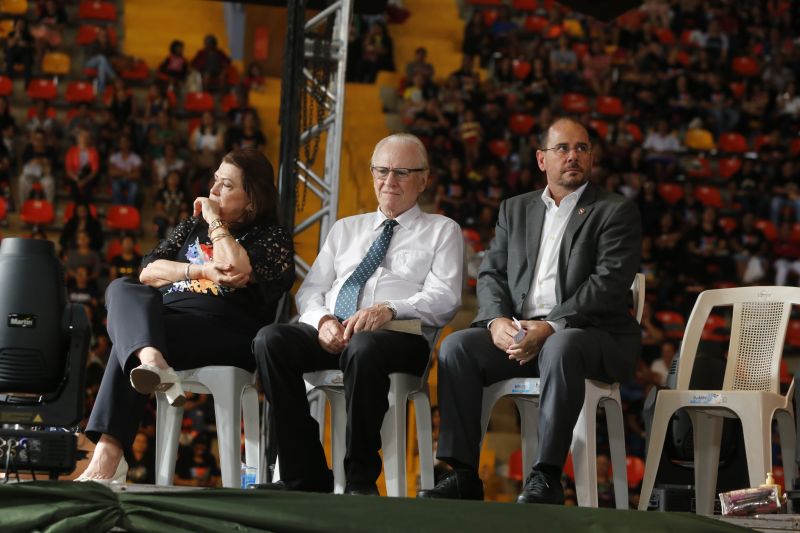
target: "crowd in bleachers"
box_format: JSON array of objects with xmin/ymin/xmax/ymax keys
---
[
  {"xmin": 384, "ymin": 0, "xmax": 800, "ymax": 505},
  {"xmin": 1, "ymin": 0, "xmax": 271, "ymax": 487}
]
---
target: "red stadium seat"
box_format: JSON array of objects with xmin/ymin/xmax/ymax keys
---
[
  {"xmin": 717, "ymin": 157, "xmax": 741, "ymax": 179},
  {"xmin": 187, "ymin": 117, "xmax": 202, "ymax": 136},
  {"xmin": 572, "ymin": 42, "xmax": 589, "ymax": 60},
  {"xmin": 76, "ymin": 24, "xmax": 100, "ymax": 45},
  {"xmin": 732, "ymin": 56, "xmax": 759, "ymax": 77},
  {"xmin": 676, "ymin": 50, "xmax": 691, "ymax": 67},
  {"xmin": 63, "ymin": 202, "xmax": 98, "ymax": 224},
  {"xmin": 544, "ymin": 25, "xmax": 562, "ymax": 39},
  {"xmin": 694, "ymin": 185, "xmax": 723, "ymax": 208},
  {"xmin": 26, "ymin": 106, "xmax": 57, "ymax": 119},
  {"xmin": 596, "ymin": 95, "xmax": 624, "ymax": 116},
  {"xmin": 488, "ymin": 139, "xmax": 511, "ymax": 159},
  {"xmin": 226, "ymin": 65, "xmax": 240, "ymax": 86},
  {"xmin": 482, "ymin": 9, "xmax": 499, "ymax": 26},
  {"xmin": 66, "ymin": 108, "xmax": 94, "ymax": 122},
  {"xmin": 0, "ymin": 75, "xmax": 12, "ymax": 97},
  {"xmin": 791, "ymin": 223, "xmax": 800, "ymax": 243},
  {"xmin": 729, "ymin": 81, "xmax": 745, "ymax": 99},
  {"xmin": 20, "ymin": 199, "xmax": 55, "ymax": 226},
  {"xmin": 718, "ymin": 132, "xmax": 748, "ymax": 153},
  {"xmin": 755, "ymin": 219, "xmax": 778, "ymax": 241},
  {"xmin": 512, "ymin": 0, "xmax": 537, "ymax": 10},
  {"xmin": 106, "ymin": 205, "xmax": 141, "ymax": 231},
  {"xmin": 702, "ymin": 314, "xmax": 728, "ymax": 342},
  {"xmin": 790, "ymin": 138, "xmax": 800, "ymax": 157},
  {"xmin": 657, "ymin": 183, "xmax": 684, "ymax": 205},
  {"xmin": 717, "ymin": 216, "xmax": 737, "ymax": 234},
  {"xmin": 561, "ymin": 92, "xmax": 590, "ymax": 113},
  {"xmin": 685, "ymin": 156, "xmax": 712, "ymax": 179},
  {"xmin": 65, "ymin": 81, "xmax": 95, "ymax": 104},
  {"xmin": 220, "ymin": 93, "xmax": 239, "ymax": 114},
  {"xmin": 105, "ymin": 238, "xmax": 142, "ymax": 263},
  {"xmin": 26, "ymin": 79, "xmax": 58, "ymax": 101},
  {"xmin": 787, "ymin": 320, "xmax": 800, "ymax": 348},
  {"xmin": 121, "ymin": 59, "xmax": 150, "ymax": 81},
  {"xmin": 524, "ymin": 15, "xmax": 549, "ymax": 33},
  {"xmin": 656, "ymin": 310, "xmax": 686, "ymax": 340},
  {"xmin": 627, "ymin": 456, "xmax": 645, "ymax": 488},
  {"xmin": 653, "ymin": 27, "xmax": 675, "ymax": 45},
  {"xmin": 508, "ymin": 113, "xmax": 535, "ymax": 136},
  {"xmin": 78, "ymin": 1, "xmax": 117, "ymax": 21},
  {"xmin": 753, "ymin": 134, "xmax": 771, "ymax": 152},
  {"xmin": 588, "ymin": 118, "xmax": 609, "ymax": 140},
  {"xmin": 0, "ymin": 196, "xmax": 6, "ymax": 222},
  {"xmin": 512, "ymin": 59, "xmax": 531, "ymax": 80},
  {"xmin": 184, "ymin": 91, "xmax": 214, "ymax": 113},
  {"xmin": 625, "ymin": 123, "xmax": 643, "ymax": 143}
]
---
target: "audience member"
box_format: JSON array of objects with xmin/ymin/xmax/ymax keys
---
[{"xmin": 109, "ymin": 135, "xmax": 143, "ymax": 206}]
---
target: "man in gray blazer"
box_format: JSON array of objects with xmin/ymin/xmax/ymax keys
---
[{"xmin": 418, "ymin": 118, "xmax": 642, "ymax": 504}]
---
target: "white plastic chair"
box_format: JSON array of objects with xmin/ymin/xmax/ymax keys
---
[
  {"xmin": 155, "ymin": 366, "xmax": 260, "ymax": 488},
  {"xmin": 479, "ymin": 273, "xmax": 645, "ymax": 509},
  {"xmin": 638, "ymin": 286, "xmax": 798, "ymax": 514},
  {"xmin": 303, "ymin": 328, "xmax": 441, "ymax": 496}
]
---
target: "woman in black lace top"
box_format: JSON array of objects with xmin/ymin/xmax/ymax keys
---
[{"xmin": 77, "ymin": 148, "xmax": 294, "ymax": 484}]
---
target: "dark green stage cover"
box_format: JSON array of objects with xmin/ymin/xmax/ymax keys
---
[{"xmin": 0, "ymin": 481, "xmax": 755, "ymax": 532}]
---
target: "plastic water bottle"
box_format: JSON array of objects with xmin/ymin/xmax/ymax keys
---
[{"xmin": 241, "ymin": 463, "xmax": 257, "ymax": 488}]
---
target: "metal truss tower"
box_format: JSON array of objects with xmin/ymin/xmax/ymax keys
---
[{"xmin": 277, "ymin": 0, "xmax": 353, "ymax": 279}]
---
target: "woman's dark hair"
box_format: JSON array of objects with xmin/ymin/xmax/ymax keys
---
[{"xmin": 222, "ymin": 148, "xmax": 278, "ymax": 227}]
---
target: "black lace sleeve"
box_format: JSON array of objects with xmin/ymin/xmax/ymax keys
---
[
  {"xmin": 241, "ymin": 224, "xmax": 295, "ymax": 322},
  {"xmin": 142, "ymin": 217, "xmax": 200, "ymax": 268}
]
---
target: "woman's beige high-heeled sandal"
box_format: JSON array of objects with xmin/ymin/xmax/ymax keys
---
[{"xmin": 75, "ymin": 457, "xmax": 128, "ymax": 484}]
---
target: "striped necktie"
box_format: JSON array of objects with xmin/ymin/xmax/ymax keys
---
[{"xmin": 333, "ymin": 219, "xmax": 398, "ymax": 321}]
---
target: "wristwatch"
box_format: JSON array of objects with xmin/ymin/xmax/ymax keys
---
[{"xmin": 382, "ymin": 301, "xmax": 397, "ymax": 320}]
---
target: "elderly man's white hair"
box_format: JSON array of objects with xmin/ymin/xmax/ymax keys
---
[{"xmin": 371, "ymin": 133, "xmax": 429, "ymax": 170}]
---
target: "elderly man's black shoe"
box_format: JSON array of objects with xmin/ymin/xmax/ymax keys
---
[
  {"xmin": 345, "ymin": 484, "xmax": 380, "ymax": 496},
  {"xmin": 516, "ymin": 470, "xmax": 564, "ymax": 504},
  {"xmin": 416, "ymin": 470, "xmax": 484, "ymax": 500}
]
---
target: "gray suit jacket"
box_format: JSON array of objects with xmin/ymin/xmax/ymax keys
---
[{"xmin": 473, "ymin": 182, "xmax": 642, "ymax": 340}]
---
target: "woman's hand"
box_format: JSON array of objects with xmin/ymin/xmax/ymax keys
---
[
  {"xmin": 193, "ymin": 196, "xmax": 221, "ymax": 226},
  {"xmin": 201, "ymin": 262, "xmax": 250, "ymax": 288}
]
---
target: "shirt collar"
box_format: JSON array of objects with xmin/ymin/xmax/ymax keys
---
[
  {"xmin": 373, "ymin": 204, "xmax": 422, "ymax": 230},
  {"xmin": 540, "ymin": 181, "xmax": 589, "ymax": 210}
]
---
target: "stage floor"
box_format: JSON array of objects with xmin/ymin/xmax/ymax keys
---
[{"xmin": 0, "ymin": 480, "xmax": 776, "ymax": 532}]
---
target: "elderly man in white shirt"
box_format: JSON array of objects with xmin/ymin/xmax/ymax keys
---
[{"xmin": 253, "ymin": 133, "xmax": 462, "ymax": 495}]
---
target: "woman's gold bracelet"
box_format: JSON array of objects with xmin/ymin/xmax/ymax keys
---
[{"xmin": 211, "ymin": 232, "xmax": 232, "ymax": 243}]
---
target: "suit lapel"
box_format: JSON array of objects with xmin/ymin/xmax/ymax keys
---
[
  {"xmin": 523, "ymin": 196, "xmax": 545, "ymax": 291},
  {"xmin": 557, "ymin": 183, "xmax": 598, "ymax": 299}
]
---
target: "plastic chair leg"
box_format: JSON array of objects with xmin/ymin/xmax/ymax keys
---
[
  {"xmin": 604, "ymin": 394, "xmax": 630, "ymax": 510},
  {"xmin": 516, "ymin": 398, "xmax": 540, "ymax": 477},
  {"xmin": 242, "ymin": 385, "xmax": 260, "ymax": 473},
  {"xmin": 572, "ymin": 398, "xmax": 598, "ymax": 508},
  {"xmin": 206, "ymin": 378, "xmax": 244, "ymax": 488},
  {"xmin": 327, "ymin": 390, "xmax": 347, "ymax": 494},
  {"xmin": 381, "ymin": 375, "xmax": 408, "ymax": 497},
  {"xmin": 638, "ymin": 399, "xmax": 676, "ymax": 510},
  {"xmin": 155, "ymin": 393, "xmax": 183, "ymax": 486},
  {"xmin": 689, "ymin": 411, "xmax": 723, "ymax": 515},
  {"xmin": 413, "ymin": 389, "xmax": 434, "ymax": 491}
]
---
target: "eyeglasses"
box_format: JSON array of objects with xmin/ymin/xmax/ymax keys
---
[
  {"xmin": 370, "ymin": 166, "xmax": 427, "ymax": 180},
  {"xmin": 540, "ymin": 143, "xmax": 592, "ymax": 155}
]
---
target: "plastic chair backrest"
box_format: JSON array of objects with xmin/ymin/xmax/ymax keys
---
[{"xmin": 674, "ymin": 286, "xmax": 799, "ymax": 393}]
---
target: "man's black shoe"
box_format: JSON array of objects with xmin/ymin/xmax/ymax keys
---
[
  {"xmin": 249, "ymin": 480, "xmax": 288, "ymax": 490},
  {"xmin": 416, "ymin": 470, "xmax": 484, "ymax": 500},
  {"xmin": 516, "ymin": 470, "xmax": 564, "ymax": 505},
  {"xmin": 249, "ymin": 476, "xmax": 333, "ymax": 493},
  {"xmin": 345, "ymin": 484, "xmax": 380, "ymax": 496}
]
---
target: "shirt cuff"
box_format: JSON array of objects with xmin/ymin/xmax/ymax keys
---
[
  {"xmin": 389, "ymin": 299, "xmax": 416, "ymax": 321},
  {"xmin": 299, "ymin": 308, "xmax": 334, "ymax": 330},
  {"xmin": 546, "ymin": 319, "xmax": 565, "ymax": 332}
]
